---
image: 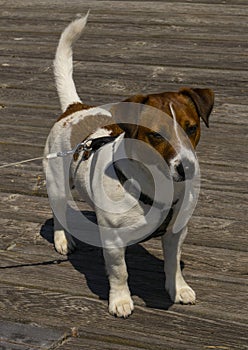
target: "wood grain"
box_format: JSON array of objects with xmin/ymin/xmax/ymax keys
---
[{"xmin": 0, "ymin": 1, "xmax": 247, "ymax": 349}]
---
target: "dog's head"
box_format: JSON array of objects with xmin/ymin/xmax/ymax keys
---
[{"xmin": 118, "ymin": 88, "xmax": 214, "ymax": 182}]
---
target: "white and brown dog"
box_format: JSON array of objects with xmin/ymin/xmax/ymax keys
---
[{"xmin": 44, "ymin": 14, "xmax": 214, "ymax": 318}]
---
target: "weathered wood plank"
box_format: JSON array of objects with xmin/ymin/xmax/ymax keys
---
[
  {"xmin": 0, "ymin": 284, "xmax": 247, "ymax": 350},
  {"xmin": 0, "ymin": 320, "xmax": 65, "ymax": 350},
  {"xmin": 0, "ymin": 158, "xmax": 247, "ymax": 200},
  {"xmin": 0, "ymin": 1, "xmax": 248, "ymax": 349},
  {"xmin": 58, "ymin": 337, "xmax": 149, "ymax": 350},
  {"xmin": 1, "ymin": 242, "xmax": 247, "ymax": 317},
  {"xmin": 1, "ymin": 1, "xmax": 248, "ymax": 18},
  {"xmin": 1, "ymin": 13, "xmax": 247, "ymax": 33},
  {"xmin": 1, "ymin": 67, "xmax": 247, "ymax": 113},
  {"xmin": 0, "ymin": 103, "xmax": 247, "ymax": 130},
  {"xmin": 0, "ymin": 144, "xmax": 43, "ymax": 169},
  {"xmin": 0, "ymin": 193, "xmax": 247, "ymax": 253},
  {"xmin": 0, "ymin": 121, "xmax": 247, "ymax": 163},
  {"xmin": 0, "ymin": 213, "xmax": 247, "ymax": 328},
  {"xmin": 0, "ymin": 180, "xmax": 247, "ymax": 246},
  {"xmin": 0, "ymin": 125, "xmax": 48, "ymax": 146},
  {"xmin": 187, "ymin": 216, "xmax": 248, "ymax": 251},
  {"xmin": 0, "ymin": 169, "xmax": 46, "ymax": 197},
  {"xmin": 1, "ymin": 41, "xmax": 247, "ymax": 74},
  {"xmin": 0, "ymin": 193, "xmax": 51, "ymax": 223},
  {"xmin": 0, "ymin": 174, "xmax": 247, "ymax": 222},
  {"xmin": 1, "ymin": 56, "xmax": 247, "ymax": 91}
]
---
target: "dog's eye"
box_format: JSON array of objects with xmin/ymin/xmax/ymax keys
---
[
  {"xmin": 186, "ymin": 124, "xmax": 198, "ymax": 136},
  {"xmin": 148, "ymin": 132, "xmax": 164, "ymax": 141}
]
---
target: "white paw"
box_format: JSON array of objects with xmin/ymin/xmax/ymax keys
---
[
  {"xmin": 166, "ymin": 281, "xmax": 196, "ymax": 305},
  {"xmin": 109, "ymin": 290, "xmax": 134, "ymax": 318},
  {"xmin": 54, "ymin": 230, "xmax": 76, "ymax": 255},
  {"xmin": 174, "ymin": 285, "xmax": 196, "ymax": 304}
]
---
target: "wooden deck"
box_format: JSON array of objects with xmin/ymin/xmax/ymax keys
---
[{"xmin": 0, "ymin": 0, "xmax": 247, "ymax": 349}]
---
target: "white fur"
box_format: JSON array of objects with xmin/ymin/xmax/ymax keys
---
[
  {"xmin": 169, "ymin": 102, "xmax": 197, "ymax": 182},
  {"xmin": 162, "ymin": 226, "xmax": 196, "ymax": 304},
  {"xmin": 44, "ymin": 15, "xmax": 197, "ymax": 318},
  {"xmin": 54, "ymin": 13, "xmax": 89, "ymax": 112},
  {"xmin": 103, "ymin": 246, "xmax": 134, "ymax": 318}
]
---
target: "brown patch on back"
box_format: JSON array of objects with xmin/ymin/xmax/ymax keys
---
[
  {"xmin": 105, "ymin": 124, "xmax": 124, "ymax": 136},
  {"xmin": 57, "ymin": 102, "xmax": 93, "ymax": 122},
  {"xmin": 70, "ymin": 116, "xmax": 124, "ymax": 162},
  {"xmin": 70, "ymin": 114, "xmax": 113, "ymax": 148}
]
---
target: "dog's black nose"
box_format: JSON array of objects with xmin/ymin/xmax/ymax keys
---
[{"xmin": 176, "ymin": 159, "xmax": 195, "ymax": 181}]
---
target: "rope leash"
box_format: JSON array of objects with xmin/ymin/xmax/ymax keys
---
[
  {"xmin": 0, "ymin": 140, "xmax": 91, "ymax": 169},
  {"xmin": 0, "ymin": 136, "xmax": 117, "ymax": 169},
  {"xmin": 0, "ymin": 156, "xmax": 44, "ymax": 169}
]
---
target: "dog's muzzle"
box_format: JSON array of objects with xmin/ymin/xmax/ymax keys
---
[{"xmin": 174, "ymin": 158, "xmax": 195, "ymax": 182}]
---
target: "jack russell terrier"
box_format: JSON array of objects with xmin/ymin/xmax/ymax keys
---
[{"xmin": 44, "ymin": 14, "xmax": 214, "ymax": 318}]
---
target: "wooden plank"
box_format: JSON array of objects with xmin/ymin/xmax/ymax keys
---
[
  {"xmin": 0, "ymin": 1, "xmax": 247, "ymax": 349},
  {"xmin": 0, "ymin": 171, "xmax": 247, "ymax": 243},
  {"xmin": 58, "ymin": 337, "xmax": 149, "ymax": 350},
  {"xmin": 0, "ymin": 240, "xmax": 247, "ymax": 309},
  {"xmin": 0, "ymin": 193, "xmax": 51, "ymax": 223},
  {"xmin": 0, "ymin": 320, "xmax": 65, "ymax": 350},
  {"xmin": 0, "ymin": 199, "xmax": 247, "ymax": 254},
  {"xmin": 0, "ymin": 143, "xmax": 43, "ymax": 169},
  {"xmin": 1, "ymin": 1, "xmax": 248, "ymax": 18},
  {"xmin": 95, "ymin": 0, "xmax": 248, "ymax": 4},
  {"xmin": 0, "ymin": 283, "xmax": 247, "ymax": 350},
  {"xmin": 187, "ymin": 216, "xmax": 247, "ymax": 251},
  {"xmin": 1, "ymin": 63, "xmax": 247, "ymax": 110},
  {"xmin": 0, "ymin": 176, "xmax": 247, "ymax": 224},
  {"xmin": 1, "ymin": 11, "xmax": 247, "ymax": 40},
  {"xmin": 0, "ymin": 169, "xmax": 46, "ymax": 197},
  {"xmin": 1, "ymin": 56, "xmax": 247, "ymax": 91},
  {"xmin": 0, "ymin": 159, "xmax": 247, "ymax": 199},
  {"xmin": 0, "ymin": 121, "xmax": 237, "ymax": 157},
  {"xmin": 0, "ymin": 224, "xmax": 247, "ymax": 324},
  {"xmin": 1, "ymin": 42, "xmax": 247, "ymax": 73},
  {"xmin": 0, "ymin": 107, "xmax": 56, "ymax": 130},
  {"xmin": 1, "ymin": 102, "xmax": 247, "ymax": 131}
]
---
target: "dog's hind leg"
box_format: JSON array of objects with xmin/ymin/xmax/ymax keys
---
[
  {"xmin": 43, "ymin": 154, "xmax": 76, "ymax": 256},
  {"xmin": 103, "ymin": 246, "xmax": 134, "ymax": 318},
  {"xmin": 53, "ymin": 216, "xmax": 76, "ymax": 255},
  {"xmin": 162, "ymin": 226, "xmax": 196, "ymax": 304}
]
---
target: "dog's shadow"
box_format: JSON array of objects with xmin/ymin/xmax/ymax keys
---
[{"xmin": 40, "ymin": 212, "xmax": 174, "ymax": 311}]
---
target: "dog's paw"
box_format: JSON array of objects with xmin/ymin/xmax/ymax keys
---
[
  {"xmin": 54, "ymin": 230, "xmax": 76, "ymax": 255},
  {"xmin": 166, "ymin": 281, "xmax": 196, "ymax": 305},
  {"xmin": 109, "ymin": 290, "xmax": 134, "ymax": 318},
  {"xmin": 174, "ymin": 285, "xmax": 196, "ymax": 304}
]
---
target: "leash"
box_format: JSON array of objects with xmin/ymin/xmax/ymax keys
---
[
  {"xmin": 0, "ymin": 136, "xmax": 118, "ymax": 169},
  {"xmin": 0, "ymin": 156, "xmax": 44, "ymax": 169}
]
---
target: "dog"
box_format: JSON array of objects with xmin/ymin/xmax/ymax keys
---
[{"xmin": 43, "ymin": 14, "xmax": 214, "ymax": 318}]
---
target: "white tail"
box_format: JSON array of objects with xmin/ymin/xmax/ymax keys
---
[{"xmin": 54, "ymin": 12, "xmax": 89, "ymax": 112}]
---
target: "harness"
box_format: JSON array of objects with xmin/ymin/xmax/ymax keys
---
[{"xmin": 47, "ymin": 135, "xmax": 175, "ymax": 238}]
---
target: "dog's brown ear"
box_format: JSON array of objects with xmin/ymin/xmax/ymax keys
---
[
  {"xmin": 109, "ymin": 95, "xmax": 143, "ymax": 138},
  {"xmin": 179, "ymin": 88, "xmax": 214, "ymax": 127},
  {"xmin": 123, "ymin": 94, "xmax": 149, "ymax": 104},
  {"xmin": 117, "ymin": 122, "xmax": 138, "ymax": 138},
  {"xmin": 114, "ymin": 94, "xmax": 149, "ymax": 138}
]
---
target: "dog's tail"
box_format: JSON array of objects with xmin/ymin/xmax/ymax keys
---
[{"xmin": 54, "ymin": 12, "xmax": 89, "ymax": 112}]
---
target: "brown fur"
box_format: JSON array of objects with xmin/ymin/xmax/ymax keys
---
[
  {"xmin": 57, "ymin": 102, "xmax": 92, "ymax": 122},
  {"xmin": 122, "ymin": 88, "xmax": 214, "ymax": 157},
  {"xmin": 58, "ymin": 88, "xmax": 214, "ymax": 163}
]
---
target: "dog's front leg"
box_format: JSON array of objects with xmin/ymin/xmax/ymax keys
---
[
  {"xmin": 103, "ymin": 246, "xmax": 134, "ymax": 318},
  {"xmin": 162, "ymin": 226, "xmax": 196, "ymax": 304}
]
